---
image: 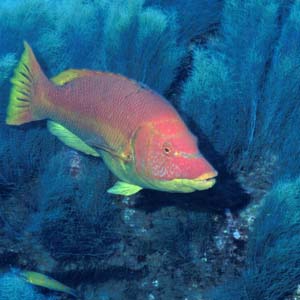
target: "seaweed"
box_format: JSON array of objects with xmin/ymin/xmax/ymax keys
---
[
  {"xmin": 205, "ymin": 178, "xmax": 300, "ymax": 300},
  {"xmin": 146, "ymin": 0, "xmax": 223, "ymax": 44},
  {"xmin": 26, "ymin": 151, "xmax": 119, "ymax": 261},
  {"xmin": 1, "ymin": 0, "xmax": 300, "ymax": 299},
  {"xmin": 253, "ymin": 0, "xmax": 300, "ymax": 180},
  {"xmin": 0, "ymin": 0, "xmax": 184, "ymax": 93},
  {"xmin": 180, "ymin": 0, "xmax": 282, "ymax": 171}
]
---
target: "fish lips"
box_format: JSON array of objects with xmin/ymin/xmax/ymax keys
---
[
  {"xmin": 191, "ymin": 170, "xmax": 218, "ymax": 190},
  {"xmin": 189, "ymin": 177, "xmax": 217, "ymax": 190},
  {"xmin": 168, "ymin": 171, "xmax": 218, "ymax": 192}
]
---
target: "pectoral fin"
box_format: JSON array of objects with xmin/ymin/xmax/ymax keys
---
[
  {"xmin": 107, "ymin": 181, "xmax": 143, "ymax": 196},
  {"xmin": 91, "ymin": 142, "xmax": 132, "ymax": 162},
  {"xmin": 47, "ymin": 121, "xmax": 100, "ymax": 157}
]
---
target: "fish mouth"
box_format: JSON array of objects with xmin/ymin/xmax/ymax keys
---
[
  {"xmin": 187, "ymin": 171, "xmax": 218, "ymax": 191},
  {"xmin": 194, "ymin": 171, "xmax": 218, "ymax": 181},
  {"xmin": 167, "ymin": 171, "xmax": 217, "ymax": 192},
  {"xmin": 148, "ymin": 171, "xmax": 218, "ymax": 193}
]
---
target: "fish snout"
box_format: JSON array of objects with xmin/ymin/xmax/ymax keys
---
[
  {"xmin": 194, "ymin": 170, "xmax": 218, "ymax": 181},
  {"xmin": 187, "ymin": 154, "xmax": 218, "ymax": 180},
  {"xmin": 184, "ymin": 158, "xmax": 218, "ymax": 190}
]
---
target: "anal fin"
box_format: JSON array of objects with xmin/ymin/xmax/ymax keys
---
[
  {"xmin": 107, "ymin": 181, "xmax": 143, "ymax": 196},
  {"xmin": 47, "ymin": 121, "xmax": 100, "ymax": 157}
]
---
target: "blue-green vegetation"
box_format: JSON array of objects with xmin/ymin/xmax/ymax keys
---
[
  {"xmin": 254, "ymin": 1, "xmax": 300, "ymax": 180},
  {"xmin": 1, "ymin": 0, "xmax": 300, "ymax": 299},
  {"xmin": 205, "ymin": 178, "xmax": 300, "ymax": 300},
  {"xmin": 180, "ymin": 0, "xmax": 281, "ymax": 170},
  {"xmin": 0, "ymin": 127, "xmax": 58, "ymax": 187},
  {"xmin": 0, "ymin": 53, "xmax": 17, "ymax": 86},
  {"xmin": 146, "ymin": 0, "xmax": 222, "ymax": 43},
  {"xmin": 180, "ymin": 0, "xmax": 300, "ymax": 183},
  {"xmin": 0, "ymin": 0, "xmax": 185, "ymax": 93},
  {"xmin": 26, "ymin": 152, "xmax": 119, "ymax": 260}
]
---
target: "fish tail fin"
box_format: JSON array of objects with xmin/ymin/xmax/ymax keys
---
[{"xmin": 6, "ymin": 41, "xmax": 50, "ymax": 125}]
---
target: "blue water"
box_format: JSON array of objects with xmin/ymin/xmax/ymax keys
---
[{"xmin": 0, "ymin": 1, "xmax": 299, "ymax": 299}]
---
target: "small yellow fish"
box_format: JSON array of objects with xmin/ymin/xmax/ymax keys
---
[{"xmin": 17, "ymin": 269, "xmax": 78, "ymax": 297}]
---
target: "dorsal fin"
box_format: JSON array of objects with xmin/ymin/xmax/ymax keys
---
[
  {"xmin": 51, "ymin": 69, "xmax": 95, "ymax": 86},
  {"xmin": 51, "ymin": 69, "xmax": 148, "ymax": 92}
]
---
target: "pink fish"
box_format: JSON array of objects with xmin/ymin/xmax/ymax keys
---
[{"xmin": 6, "ymin": 42, "xmax": 217, "ymax": 195}]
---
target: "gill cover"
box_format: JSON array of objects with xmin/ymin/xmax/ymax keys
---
[{"xmin": 133, "ymin": 120, "xmax": 217, "ymax": 184}]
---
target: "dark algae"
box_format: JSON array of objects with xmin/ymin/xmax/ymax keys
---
[{"xmin": 0, "ymin": 1, "xmax": 300, "ymax": 300}]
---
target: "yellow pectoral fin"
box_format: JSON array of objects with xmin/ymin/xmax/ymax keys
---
[
  {"xmin": 47, "ymin": 121, "xmax": 100, "ymax": 157},
  {"xmin": 107, "ymin": 181, "xmax": 143, "ymax": 196}
]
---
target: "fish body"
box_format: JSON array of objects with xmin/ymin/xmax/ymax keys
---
[
  {"xmin": 6, "ymin": 42, "xmax": 217, "ymax": 195},
  {"xmin": 16, "ymin": 269, "xmax": 77, "ymax": 297}
]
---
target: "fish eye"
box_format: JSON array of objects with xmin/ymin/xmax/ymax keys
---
[{"xmin": 162, "ymin": 142, "xmax": 172, "ymax": 155}]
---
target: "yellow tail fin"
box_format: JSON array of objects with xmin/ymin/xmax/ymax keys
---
[{"xmin": 6, "ymin": 42, "xmax": 46, "ymax": 125}]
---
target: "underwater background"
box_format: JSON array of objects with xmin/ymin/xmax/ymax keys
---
[{"xmin": 1, "ymin": 0, "xmax": 300, "ymax": 299}]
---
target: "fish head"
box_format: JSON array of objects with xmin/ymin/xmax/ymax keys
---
[{"xmin": 132, "ymin": 119, "xmax": 218, "ymax": 192}]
